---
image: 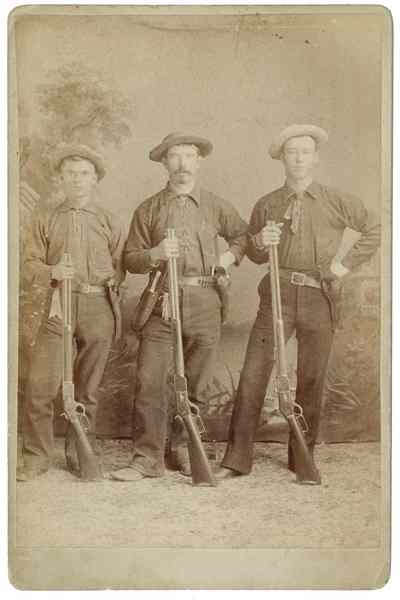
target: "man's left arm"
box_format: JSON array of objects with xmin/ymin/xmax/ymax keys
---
[
  {"xmin": 337, "ymin": 192, "xmax": 381, "ymax": 274},
  {"xmin": 109, "ymin": 215, "xmax": 127, "ymax": 287},
  {"xmin": 217, "ymin": 198, "xmax": 248, "ymax": 270}
]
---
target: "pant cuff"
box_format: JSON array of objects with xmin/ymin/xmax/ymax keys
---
[{"xmin": 221, "ymin": 445, "xmax": 252, "ymax": 475}]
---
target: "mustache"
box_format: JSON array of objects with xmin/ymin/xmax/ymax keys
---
[{"xmin": 173, "ymin": 169, "xmax": 193, "ymax": 175}]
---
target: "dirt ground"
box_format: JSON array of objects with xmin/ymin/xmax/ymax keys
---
[{"xmin": 15, "ymin": 440, "xmax": 381, "ymax": 549}]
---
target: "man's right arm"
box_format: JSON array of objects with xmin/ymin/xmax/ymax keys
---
[
  {"xmin": 23, "ymin": 210, "xmax": 54, "ymax": 287},
  {"xmin": 24, "ymin": 210, "xmax": 74, "ymax": 286},
  {"xmin": 123, "ymin": 201, "xmax": 180, "ymax": 274},
  {"xmin": 246, "ymin": 198, "xmax": 278, "ymax": 264}
]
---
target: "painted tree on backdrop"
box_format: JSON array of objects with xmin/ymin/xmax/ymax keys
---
[{"xmin": 20, "ymin": 60, "xmax": 133, "ymax": 202}]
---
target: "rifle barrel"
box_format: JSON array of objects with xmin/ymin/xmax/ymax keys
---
[
  {"xmin": 62, "ymin": 253, "xmax": 73, "ymax": 381},
  {"xmin": 167, "ymin": 230, "xmax": 185, "ymax": 377},
  {"xmin": 268, "ymin": 234, "xmax": 288, "ymax": 374}
]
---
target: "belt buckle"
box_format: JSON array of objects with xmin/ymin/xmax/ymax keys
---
[
  {"xmin": 80, "ymin": 283, "xmax": 90, "ymax": 294},
  {"xmin": 291, "ymin": 272, "xmax": 306, "ymax": 286}
]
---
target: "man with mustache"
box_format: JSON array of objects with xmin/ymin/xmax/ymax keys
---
[
  {"xmin": 217, "ymin": 124, "xmax": 381, "ymax": 482},
  {"xmin": 111, "ymin": 132, "xmax": 247, "ymax": 481},
  {"xmin": 18, "ymin": 143, "xmax": 125, "ymax": 481}
]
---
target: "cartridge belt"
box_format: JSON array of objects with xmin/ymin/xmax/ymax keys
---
[
  {"xmin": 72, "ymin": 283, "xmax": 108, "ymax": 295},
  {"xmin": 279, "ymin": 269, "xmax": 321, "ymax": 289},
  {"xmin": 178, "ymin": 276, "xmax": 217, "ymax": 288}
]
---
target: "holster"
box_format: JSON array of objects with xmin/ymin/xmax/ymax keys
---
[
  {"xmin": 106, "ymin": 282, "xmax": 123, "ymax": 341},
  {"xmin": 131, "ymin": 267, "xmax": 168, "ymax": 333},
  {"xmin": 213, "ymin": 266, "xmax": 231, "ymax": 325},
  {"xmin": 321, "ymin": 278, "xmax": 344, "ymax": 332}
]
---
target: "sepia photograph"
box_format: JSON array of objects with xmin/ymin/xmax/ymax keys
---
[{"xmin": 8, "ymin": 3, "xmax": 391, "ymax": 590}]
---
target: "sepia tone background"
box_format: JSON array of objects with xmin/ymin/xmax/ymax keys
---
[{"xmin": 16, "ymin": 10, "xmax": 381, "ymax": 443}]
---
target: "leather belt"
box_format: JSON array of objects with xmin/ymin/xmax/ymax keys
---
[
  {"xmin": 72, "ymin": 283, "xmax": 108, "ymax": 295},
  {"xmin": 178, "ymin": 276, "xmax": 217, "ymax": 288},
  {"xmin": 279, "ymin": 269, "xmax": 321, "ymax": 289}
]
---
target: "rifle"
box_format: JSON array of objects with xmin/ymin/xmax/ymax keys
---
[
  {"xmin": 267, "ymin": 223, "xmax": 321, "ymax": 485},
  {"xmin": 167, "ymin": 229, "xmax": 217, "ymax": 487},
  {"xmin": 61, "ymin": 253, "xmax": 102, "ymax": 481}
]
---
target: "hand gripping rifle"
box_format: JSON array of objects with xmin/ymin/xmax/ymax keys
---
[
  {"xmin": 267, "ymin": 223, "xmax": 321, "ymax": 485},
  {"xmin": 61, "ymin": 253, "xmax": 102, "ymax": 481},
  {"xmin": 167, "ymin": 229, "xmax": 217, "ymax": 486}
]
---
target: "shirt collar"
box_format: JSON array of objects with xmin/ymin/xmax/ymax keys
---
[
  {"xmin": 283, "ymin": 180, "xmax": 321, "ymax": 201},
  {"xmin": 57, "ymin": 197, "xmax": 103, "ymax": 216},
  {"xmin": 165, "ymin": 182, "xmax": 201, "ymax": 207}
]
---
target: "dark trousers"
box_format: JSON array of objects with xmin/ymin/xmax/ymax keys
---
[
  {"xmin": 131, "ymin": 286, "xmax": 222, "ymax": 476},
  {"xmin": 222, "ymin": 278, "xmax": 334, "ymax": 474},
  {"xmin": 22, "ymin": 292, "xmax": 115, "ymax": 469}
]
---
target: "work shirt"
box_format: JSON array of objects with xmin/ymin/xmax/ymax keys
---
[
  {"xmin": 24, "ymin": 198, "xmax": 126, "ymax": 288},
  {"xmin": 124, "ymin": 185, "xmax": 248, "ymax": 276},
  {"xmin": 165, "ymin": 188, "xmax": 209, "ymax": 277},
  {"xmin": 247, "ymin": 181, "xmax": 380, "ymax": 274}
]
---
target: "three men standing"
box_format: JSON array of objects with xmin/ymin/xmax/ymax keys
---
[
  {"xmin": 218, "ymin": 124, "xmax": 380, "ymax": 481},
  {"xmin": 111, "ymin": 132, "xmax": 248, "ymax": 481},
  {"xmin": 18, "ymin": 144, "xmax": 125, "ymax": 481},
  {"xmin": 18, "ymin": 126, "xmax": 380, "ymax": 485}
]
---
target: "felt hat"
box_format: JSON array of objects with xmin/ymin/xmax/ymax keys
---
[
  {"xmin": 52, "ymin": 143, "xmax": 106, "ymax": 179},
  {"xmin": 269, "ymin": 124, "xmax": 328, "ymax": 159},
  {"xmin": 149, "ymin": 132, "xmax": 213, "ymax": 162}
]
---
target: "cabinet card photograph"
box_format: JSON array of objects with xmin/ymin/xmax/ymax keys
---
[{"xmin": 8, "ymin": 4, "xmax": 391, "ymax": 590}]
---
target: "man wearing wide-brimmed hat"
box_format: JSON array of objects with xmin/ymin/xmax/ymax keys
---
[
  {"xmin": 111, "ymin": 132, "xmax": 248, "ymax": 482},
  {"xmin": 18, "ymin": 143, "xmax": 125, "ymax": 481},
  {"xmin": 217, "ymin": 124, "xmax": 381, "ymax": 482}
]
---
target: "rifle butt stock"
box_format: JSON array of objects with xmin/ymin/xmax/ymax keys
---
[
  {"xmin": 62, "ymin": 382, "xmax": 102, "ymax": 481},
  {"xmin": 182, "ymin": 414, "xmax": 217, "ymax": 487},
  {"xmin": 67, "ymin": 418, "xmax": 102, "ymax": 481},
  {"xmin": 286, "ymin": 415, "xmax": 321, "ymax": 485}
]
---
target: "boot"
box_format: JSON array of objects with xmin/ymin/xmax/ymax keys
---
[{"xmin": 166, "ymin": 445, "xmax": 191, "ymax": 476}]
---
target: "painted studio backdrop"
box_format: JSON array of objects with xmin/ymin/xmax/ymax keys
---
[{"xmin": 15, "ymin": 11, "xmax": 381, "ymax": 443}]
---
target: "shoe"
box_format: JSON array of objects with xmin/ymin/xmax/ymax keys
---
[
  {"xmin": 167, "ymin": 447, "xmax": 191, "ymax": 477},
  {"xmin": 178, "ymin": 461, "xmax": 191, "ymax": 477},
  {"xmin": 16, "ymin": 465, "xmax": 48, "ymax": 482},
  {"xmin": 296, "ymin": 475, "xmax": 321, "ymax": 486},
  {"xmin": 215, "ymin": 466, "xmax": 242, "ymax": 480},
  {"xmin": 109, "ymin": 466, "xmax": 147, "ymax": 482}
]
